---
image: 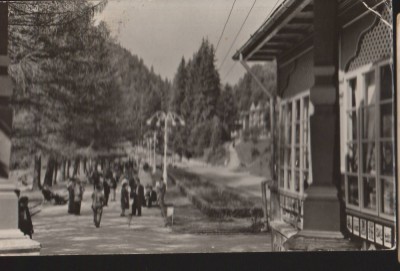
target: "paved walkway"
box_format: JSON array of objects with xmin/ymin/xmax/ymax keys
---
[
  {"xmin": 32, "ymin": 172, "xmax": 271, "ymax": 255},
  {"xmin": 177, "ymin": 162, "xmax": 265, "ymax": 200}
]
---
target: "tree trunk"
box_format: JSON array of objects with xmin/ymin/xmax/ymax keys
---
[
  {"xmin": 73, "ymin": 158, "xmax": 79, "ymax": 177},
  {"xmin": 66, "ymin": 160, "xmax": 70, "ymax": 178},
  {"xmin": 53, "ymin": 159, "xmax": 58, "ymax": 185},
  {"xmin": 32, "ymin": 154, "xmax": 41, "ymax": 190},
  {"xmin": 61, "ymin": 159, "xmax": 66, "ymax": 182},
  {"xmin": 44, "ymin": 156, "xmax": 56, "ymax": 187}
]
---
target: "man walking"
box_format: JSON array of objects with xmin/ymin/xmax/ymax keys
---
[{"xmin": 92, "ymin": 184, "xmax": 105, "ymax": 228}]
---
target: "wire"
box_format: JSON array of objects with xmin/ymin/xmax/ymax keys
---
[
  {"xmin": 261, "ymin": 0, "xmax": 281, "ymax": 25},
  {"xmin": 222, "ymin": 62, "xmax": 237, "ymax": 82},
  {"xmin": 215, "ymin": 0, "xmax": 237, "ymax": 53},
  {"xmin": 218, "ymin": 0, "xmax": 257, "ymax": 71}
]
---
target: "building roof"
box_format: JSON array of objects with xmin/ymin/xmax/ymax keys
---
[
  {"xmin": 232, "ymin": 0, "xmax": 313, "ymax": 62},
  {"xmin": 232, "ymin": 0, "xmax": 381, "ymax": 63}
]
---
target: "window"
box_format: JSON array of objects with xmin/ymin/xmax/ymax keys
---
[
  {"xmin": 278, "ymin": 94, "xmax": 312, "ymax": 195},
  {"xmin": 344, "ymin": 62, "xmax": 394, "ymax": 220}
]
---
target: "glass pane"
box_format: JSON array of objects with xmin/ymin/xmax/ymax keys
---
[
  {"xmin": 363, "ymin": 177, "xmax": 376, "ymax": 210},
  {"xmin": 381, "ymin": 142, "xmax": 394, "ymax": 176},
  {"xmin": 303, "ymin": 172, "xmax": 309, "ymax": 188},
  {"xmin": 380, "ymin": 103, "xmax": 393, "ymax": 138},
  {"xmin": 381, "ymin": 178, "xmax": 394, "ymax": 215},
  {"xmin": 346, "ymin": 143, "xmax": 358, "ymax": 173},
  {"xmin": 294, "ymin": 171, "xmax": 300, "ymax": 192},
  {"xmin": 303, "ymin": 121, "xmax": 308, "ymax": 145},
  {"xmin": 347, "ymin": 110, "xmax": 358, "ymax": 141},
  {"xmin": 279, "ymin": 169, "xmax": 285, "ymax": 188},
  {"xmin": 303, "ymin": 97, "xmax": 309, "ymax": 120},
  {"xmin": 295, "ymin": 100, "xmax": 301, "ymax": 121},
  {"xmin": 286, "ymin": 147, "xmax": 291, "ymax": 166},
  {"xmin": 287, "ymin": 170, "xmax": 291, "ymax": 189},
  {"xmin": 362, "ymin": 106, "xmax": 375, "ymax": 140},
  {"xmin": 362, "ymin": 142, "xmax": 376, "ymax": 175},
  {"xmin": 348, "ymin": 176, "xmax": 359, "ymax": 206},
  {"xmin": 364, "ymin": 71, "xmax": 376, "ymax": 105},
  {"xmin": 348, "ymin": 78, "xmax": 357, "ymax": 108},
  {"xmin": 295, "ymin": 148, "xmax": 300, "ymax": 169},
  {"xmin": 295, "ymin": 123, "xmax": 300, "ymax": 144},
  {"xmin": 279, "ymin": 146, "xmax": 285, "ymax": 165},
  {"xmin": 287, "ymin": 104, "xmax": 292, "ymax": 143},
  {"xmin": 303, "ymin": 147, "xmax": 309, "ymax": 169},
  {"xmin": 380, "ymin": 65, "xmax": 393, "ymax": 100}
]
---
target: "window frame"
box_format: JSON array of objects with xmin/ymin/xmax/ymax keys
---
[
  {"xmin": 343, "ymin": 59, "xmax": 394, "ymax": 221},
  {"xmin": 278, "ymin": 91, "xmax": 312, "ymax": 198}
]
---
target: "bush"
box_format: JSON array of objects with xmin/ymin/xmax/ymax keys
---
[
  {"xmin": 250, "ymin": 127, "xmax": 261, "ymax": 144},
  {"xmin": 143, "ymin": 162, "xmax": 149, "ymax": 171},
  {"xmin": 242, "ymin": 129, "xmax": 250, "ymax": 142}
]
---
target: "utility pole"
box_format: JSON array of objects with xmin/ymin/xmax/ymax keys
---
[
  {"xmin": 153, "ymin": 131, "xmax": 157, "ymax": 174},
  {"xmin": 147, "ymin": 111, "xmax": 185, "ymax": 189}
]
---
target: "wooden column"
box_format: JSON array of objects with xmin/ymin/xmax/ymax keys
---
[
  {"xmin": 284, "ymin": 0, "xmax": 358, "ymax": 250},
  {"xmin": 0, "ymin": 3, "xmax": 40, "ymax": 255}
]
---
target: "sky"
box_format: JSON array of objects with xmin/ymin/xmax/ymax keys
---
[{"xmin": 95, "ymin": 0, "xmax": 283, "ymax": 85}]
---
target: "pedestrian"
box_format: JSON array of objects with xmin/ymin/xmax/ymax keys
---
[
  {"xmin": 73, "ymin": 179, "xmax": 84, "ymax": 215},
  {"xmin": 16, "ymin": 190, "xmax": 34, "ymax": 239},
  {"xmin": 110, "ymin": 172, "xmax": 117, "ymax": 201},
  {"xmin": 157, "ymin": 178, "xmax": 166, "ymax": 207},
  {"xmin": 145, "ymin": 185, "xmax": 151, "ymax": 208},
  {"xmin": 133, "ymin": 178, "xmax": 144, "ymax": 216},
  {"xmin": 130, "ymin": 179, "xmax": 138, "ymax": 216},
  {"xmin": 120, "ymin": 182, "xmax": 130, "ymax": 217},
  {"xmin": 103, "ymin": 175, "xmax": 110, "ymax": 207},
  {"xmin": 91, "ymin": 168, "xmax": 100, "ymax": 190},
  {"xmin": 157, "ymin": 178, "xmax": 167, "ymax": 225},
  {"xmin": 67, "ymin": 178, "xmax": 75, "ymax": 214},
  {"xmin": 91, "ymin": 183, "xmax": 105, "ymax": 228}
]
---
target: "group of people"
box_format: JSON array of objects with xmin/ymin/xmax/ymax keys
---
[{"xmin": 76, "ymin": 160, "xmax": 167, "ymax": 228}]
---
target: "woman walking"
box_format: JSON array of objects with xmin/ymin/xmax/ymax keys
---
[
  {"xmin": 73, "ymin": 179, "xmax": 84, "ymax": 215},
  {"xmin": 91, "ymin": 184, "xmax": 105, "ymax": 228},
  {"xmin": 67, "ymin": 178, "xmax": 75, "ymax": 214}
]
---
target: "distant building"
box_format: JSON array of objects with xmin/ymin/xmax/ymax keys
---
[
  {"xmin": 234, "ymin": 0, "xmax": 394, "ymax": 251},
  {"xmin": 235, "ymin": 101, "xmax": 270, "ymax": 139}
]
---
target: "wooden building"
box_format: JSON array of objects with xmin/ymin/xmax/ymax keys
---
[{"xmin": 233, "ymin": 0, "xmax": 395, "ymax": 250}]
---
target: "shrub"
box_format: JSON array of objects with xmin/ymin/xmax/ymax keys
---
[
  {"xmin": 242, "ymin": 129, "xmax": 250, "ymax": 142},
  {"xmin": 250, "ymin": 127, "xmax": 261, "ymax": 144}
]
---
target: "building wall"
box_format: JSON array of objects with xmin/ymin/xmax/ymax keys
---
[
  {"xmin": 338, "ymin": 6, "xmax": 395, "ymax": 249},
  {"xmin": 278, "ymin": 50, "xmax": 314, "ymax": 100}
]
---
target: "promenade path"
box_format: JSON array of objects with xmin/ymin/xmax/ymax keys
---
[
  {"xmin": 177, "ymin": 161, "xmax": 265, "ymax": 201},
  {"xmin": 32, "ymin": 171, "xmax": 271, "ymax": 255}
]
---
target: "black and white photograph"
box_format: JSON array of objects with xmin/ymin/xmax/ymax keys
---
[{"xmin": 0, "ymin": 0, "xmax": 397, "ymax": 257}]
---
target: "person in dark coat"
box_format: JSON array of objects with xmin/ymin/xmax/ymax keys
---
[
  {"xmin": 130, "ymin": 181, "xmax": 137, "ymax": 216},
  {"xmin": 103, "ymin": 175, "xmax": 110, "ymax": 207},
  {"xmin": 132, "ymin": 179, "xmax": 144, "ymax": 216},
  {"xmin": 91, "ymin": 184, "xmax": 105, "ymax": 228},
  {"xmin": 110, "ymin": 172, "xmax": 118, "ymax": 201},
  {"xmin": 67, "ymin": 179, "xmax": 75, "ymax": 214},
  {"xmin": 120, "ymin": 182, "xmax": 130, "ymax": 217},
  {"xmin": 91, "ymin": 170, "xmax": 100, "ymax": 190},
  {"xmin": 18, "ymin": 195, "xmax": 34, "ymax": 239},
  {"xmin": 73, "ymin": 179, "xmax": 84, "ymax": 215}
]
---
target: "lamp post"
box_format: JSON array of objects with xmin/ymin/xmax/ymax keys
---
[{"xmin": 146, "ymin": 111, "xmax": 185, "ymax": 188}]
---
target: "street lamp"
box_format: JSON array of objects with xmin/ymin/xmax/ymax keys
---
[{"xmin": 146, "ymin": 111, "xmax": 185, "ymax": 188}]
